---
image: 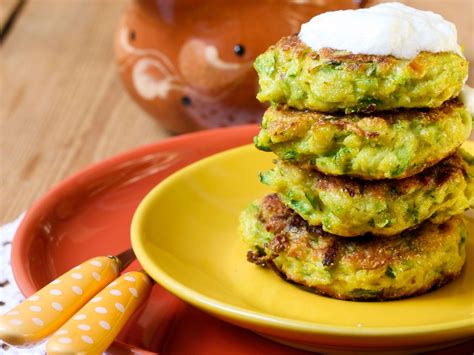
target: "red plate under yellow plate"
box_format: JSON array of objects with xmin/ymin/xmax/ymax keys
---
[{"xmin": 10, "ymin": 126, "xmax": 473, "ymax": 354}]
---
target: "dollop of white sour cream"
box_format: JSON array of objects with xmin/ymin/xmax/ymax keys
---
[{"xmin": 299, "ymin": 2, "xmax": 462, "ymax": 59}]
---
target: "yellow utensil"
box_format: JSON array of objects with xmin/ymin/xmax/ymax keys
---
[
  {"xmin": 46, "ymin": 270, "xmax": 151, "ymax": 354},
  {"xmin": 0, "ymin": 249, "xmax": 152, "ymax": 354},
  {"xmin": 0, "ymin": 256, "xmax": 119, "ymax": 346}
]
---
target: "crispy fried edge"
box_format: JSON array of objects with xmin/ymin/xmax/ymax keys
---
[{"xmin": 247, "ymin": 194, "xmax": 465, "ymax": 301}]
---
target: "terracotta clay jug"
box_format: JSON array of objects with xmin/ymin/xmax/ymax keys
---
[{"xmin": 115, "ymin": 0, "xmax": 363, "ymax": 133}]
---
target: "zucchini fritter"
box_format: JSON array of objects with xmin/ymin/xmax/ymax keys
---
[
  {"xmin": 255, "ymin": 99, "xmax": 472, "ymax": 179},
  {"xmin": 240, "ymin": 194, "xmax": 467, "ymax": 301},
  {"xmin": 254, "ymin": 35, "xmax": 468, "ymax": 113},
  {"xmin": 259, "ymin": 150, "xmax": 474, "ymax": 237}
]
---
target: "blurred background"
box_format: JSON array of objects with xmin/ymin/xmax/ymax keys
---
[{"xmin": 1, "ymin": 0, "xmax": 473, "ymax": 224}]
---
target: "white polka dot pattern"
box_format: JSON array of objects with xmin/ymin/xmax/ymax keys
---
[
  {"xmin": 0, "ymin": 256, "xmax": 119, "ymax": 346},
  {"xmin": 94, "ymin": 307, "xmax": 107, "ymax": 314},
  {"xmin": 109, "ymin": 289, "xmax": 122, "ymax": 296},
  {"xmin": 72, "ymin": 286, "xmax": 83, "ymax": 295},
  {"xmin": 129, "ymin": 287, "xmax": 138, "ymax": 298},
  {"xmin": 90, "ymin": 296, "xmax": 102, "ymax": 303},
  {"xmin": 32, "ymin": 317, "xmax": 44, "ymax": 326},
  {"xmin": 99, "ymin": 320, "xmax": 110, "ymax": 330},
  {"xmin": 46, "ymin": 271, "xmax": 152, "ymax": 354},
  {"xmin": 115, "ymin": 303, "xmax": 125, "ymax": 313},
  {"xmin": 81, "ymin": 335, "xmax": 93, "ymax": 344},
  {"xmin": 73, "ymin": 314, "xmax": 87, "ymax": 321},
  {"xmin": 52, "ymin": 302, "xmax": 63, "ymax": 311}
]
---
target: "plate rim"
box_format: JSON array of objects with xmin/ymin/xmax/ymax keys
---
[
  {"xmin": 131, "ymin": 143, "xmax": 474, "ymax": 341},
  {"xmin": 11, "ymin": 125, "xmax": 259, "ymax": 296}
]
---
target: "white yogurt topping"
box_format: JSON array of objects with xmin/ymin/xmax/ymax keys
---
[{"xmin": 299, "ymin": 2, "xmax": 462, "ymax": 59}]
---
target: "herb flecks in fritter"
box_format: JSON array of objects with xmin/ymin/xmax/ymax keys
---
[
  {"xmin": 255, "ymin": 35, "xmax": 468, "ymax": 113},
  {"xmin": 255, "ymin": 99, "xmax": 471, "ymax": 180},
  {"xmin": 260, "ymin": 150, "xmax": 474, "ymax": 237},
  {"xmin": 239, "ymin": 194, "xmax": 467, "ymax": 301}
]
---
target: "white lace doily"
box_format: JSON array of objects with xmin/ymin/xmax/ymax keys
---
[{"xmin": 0, "ymin": 214, "xmax": 46, "ymax": 354}]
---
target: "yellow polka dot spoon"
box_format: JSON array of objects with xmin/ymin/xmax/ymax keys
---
[{"xmin": 0, "ymin": 249, "xmax": 153, "ymax": 354}]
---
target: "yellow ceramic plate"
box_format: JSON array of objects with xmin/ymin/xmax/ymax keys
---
[{"xmin": 132, "ymin": 142, "xmax": 474, "ymax": 353}]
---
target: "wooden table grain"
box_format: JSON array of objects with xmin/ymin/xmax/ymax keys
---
[
  {"xmin": 0, "ymin": 0, "xmax": 473, "ymax": 224},
  {"xmin": 1, "ymin": 0, "xmax": 170, "ymax": 223}
]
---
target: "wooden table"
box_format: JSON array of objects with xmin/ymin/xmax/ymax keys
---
[
  {"xmin": 1, "ymin": 0, "xmax": 170, "ymax": 224},
  {"xmin": 1, "ymin": 0, "xmax": 473, "ymax": 224}
]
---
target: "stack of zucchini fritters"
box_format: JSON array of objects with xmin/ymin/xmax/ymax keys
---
[{"xmin": 240, "ymin": 34, "xmax": 474, "ymax": 301}]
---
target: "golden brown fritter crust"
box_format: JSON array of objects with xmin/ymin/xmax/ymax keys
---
[
  {"xmin": 301, "ymin": 152, "xmax": 465, "ymax": 199},
  {"xmin": 269, "ymin": 99, "xmax": 465, "ymax": 138},
  {"xmin": 274, "ymin": 265, "xmax": 461, "ymax": 302},
  {"xmin": 260, "ymin": 195, "xmax": 453, "ymax": 266},
  {"xmin": 255, "ymin": 34, "xmax": 468, "ymax": 112},
  {"xmin": 248, "ymin": 194, "xmax": 465, "ymax": 301},
  {"xmin": 277, "ymin": 34, "xmax": 397, "ymax": 65},
  {"xmin": 259, "ymin": 151, "xmax": 472, "ymax": 237},
  {"xmin": 256, "ymin": 98, "xmax": 470, "ymax": 180},
  {"xmin": 256, "ymin": 97, "xmax": 471, "ymax": 180}
]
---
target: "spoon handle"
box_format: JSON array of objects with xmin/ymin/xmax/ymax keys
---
[
  {"xmin": 0, "ymin": 256, "xmax": 120, "ymax": 346},
  {"xmin": 46, "ymin": 271, "xmax": 152, "ymax": 354}
]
